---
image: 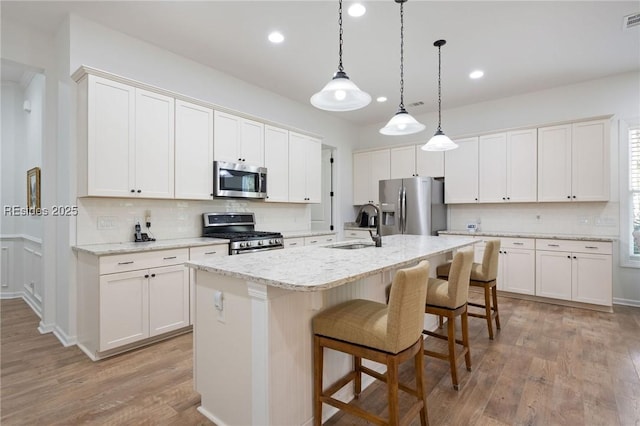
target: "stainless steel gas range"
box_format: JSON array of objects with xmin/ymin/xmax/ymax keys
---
[{"xmin": 202, "ymin": 212, "xmax": 283, "ymax": 255}]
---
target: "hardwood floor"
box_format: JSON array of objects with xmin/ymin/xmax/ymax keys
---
[{"xmin": 2, "ymin": 294, "xmax": 640, "ymax": 425}]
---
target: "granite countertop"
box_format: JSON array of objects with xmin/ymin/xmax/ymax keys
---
[
  {"xmin": 187, "ymin": 234, "xmax": 475, "ymax": 292},
  {"xmin": 439, "ymin": 230, "xmax": 615, "ymax": 242},
  {"xmin": 278, "ymin": 230, "xmax": 336, "ymax": 239},
  {"xmin": 73, "ymin": 237, "xmax": 229, "ymax": 256}
]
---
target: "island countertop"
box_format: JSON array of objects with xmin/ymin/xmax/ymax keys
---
[{"xmin": 187, "ymin": 234, "xmax": 474, "ymax": 292}]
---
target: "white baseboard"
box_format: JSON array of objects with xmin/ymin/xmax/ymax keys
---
[
  {"xmin": 0, "ymin": 292, "xmax": 24, "ymax": 299},
  {"xmin": 52, "ymin": 325, "xmax": 77, "ymax": 347},
  {"xmin": 197, "ymin": 406, "xmax": 228, "ymax": 426},
  {"xmin": 613, "ymin": 297, "xmax": 640, "ymax": 307}
]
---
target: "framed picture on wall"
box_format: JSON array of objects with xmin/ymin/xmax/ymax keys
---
[{"xmin": 27, "ymin": 167, "xmax": 41, "ymax": 210}]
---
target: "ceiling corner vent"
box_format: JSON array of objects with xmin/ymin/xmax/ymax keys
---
[
  {"xmin": 623, "ymin": 12, "xmax": 640, "ymax": 30},
  {"xmin": 407, "ymin": 101, "xmax": 424, "ymax": 108}
]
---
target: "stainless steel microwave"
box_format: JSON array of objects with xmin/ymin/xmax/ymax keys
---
[{"xmin": 213, "ymin": 161, "xmax": 267, "ymax": 199}]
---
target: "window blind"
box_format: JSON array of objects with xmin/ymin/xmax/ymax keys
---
[{"xmin": 631, "ymin": 126, "xmax": 640, "ymax": 256}]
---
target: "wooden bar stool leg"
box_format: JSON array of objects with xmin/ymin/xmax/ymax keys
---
[
  {"xmin": 438, "ymin": 315, "xmax": 444, "ymax": 329},
  {"xmin": 484, "ymin": 285, "xmax": 494, "ymax": 340},
  {"xmin": 354, "ymin": 356, "xmax": 362, "ymax": 398},
  {"xmin": 313, "ymin": 335, "xmax": 323, "ymax": 426},
  {"xmin": 492, "ymin": 285, "xmax": 501, "ymax": 330},
  {"xmin": 387, "ymin": 355, "xmax": 400, "ymax": 426},
  {"xmin": 461, "ymin": 310, "xmax": 472, "ymax": 372},
  {"xmin": 447, "ymin": 313, "xmax": 459, "ymax": 390},
  {"xmin": 414, "ymin": 339, "xmax": 429, "ymax": 426}
]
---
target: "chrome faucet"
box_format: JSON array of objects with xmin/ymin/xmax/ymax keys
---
[{"xmin": 359, "ymin": 203, "xmax": 382, "ymax": 247}]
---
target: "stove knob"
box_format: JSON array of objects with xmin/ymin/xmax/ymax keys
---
[
  {"xmin": 258, "ymin": 241, "xmax": 264, "ymax": 246},
  {"xmin": 269, "ymin": 239, "xmax": 274, "ymax": 244},
  {"xmin": 246, "ymin": 241, "xmax": 252, "ymax": 247},
  {"xmin": 239, "ymin": 242, "xmax": 246, "ymax": 248}
]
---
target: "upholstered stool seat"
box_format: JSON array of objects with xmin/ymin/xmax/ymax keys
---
[
  {"xmin": 313, "ymin": 261, "xmax": 431, "ymax": 426},
  {"xmin": 436, "ymin": 240, "xmax": 501, "ymax": 339},
  {"xmin": 423, "ymin": 249, "xmax": 474, "ymax": 390}
]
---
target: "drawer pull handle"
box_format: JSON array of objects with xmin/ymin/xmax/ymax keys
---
[
  {"xmin": 513, "ymin": 242, "xmax": 524, "ymax": 245},
  {"xmin": 309, "ymin": 240, "xmax": 318, "ymax": 243},
  {"xmin": 547, "ymin": 244, "xmax": 560, "ymax": 247},
  {"xmin": 163, "ymin": 256, "xmax": 177, "ymax": 260},
  {"xmin": 585, "ymin": 246, "xmax": 598, "ymax": 249},
  {"xmin": 118, "ymin": 261, "xmax": 134, "ymax": 265},
  {"xmin": 204, "ymin": 251, "xmax": 217, "ymax": 255},
  {"xmin": 290, "ymin": 242, "xmax": 298, "ymax": 246}
]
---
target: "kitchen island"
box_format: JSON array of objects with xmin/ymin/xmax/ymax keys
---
[{"xmin": 187, "ymin": 234, "xmax": 474, "ymax": 426}]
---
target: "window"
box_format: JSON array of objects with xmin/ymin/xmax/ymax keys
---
[{"xmin": 631, "ymin": 126, "xmax": 640, "ymax": 259}]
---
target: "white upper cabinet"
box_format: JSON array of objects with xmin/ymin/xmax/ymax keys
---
[
  {"xmin": 538, "ymin": 124, "xmax": 573, "ymax": 201},
  {"xmin": 289, "ymin": 132, "xmax": 321, "ymax": 203},
  {"xmin": 390, "ymin": 146, "xmax": 416, "ymax": 179},
  {"xmin": 415, "ymin": 147, "xmax": 444, "ymax": 178},
  {"xmin": 538, "ymin": 118, "xmax": 609, "ymax": 202},
  {"xmin": 264, "ymin": 125, "xmax": 290, "ymax": 203},
  {"xmin": 174, "ymin": 100, "xmax": 214, "ymax": 200},
  {"xmin": 479, "ymin": 129, "xmax": 537, "ymax": 203},
  {"xmin": 444, "ymin": 137, "xmax": 479, "ymax": 204},
  {"xmin": 478, "ymin": 133, "xmax": 508, "ymax": 203},
  {"xmin": 83, "ymin": 75, "xmax": 135, "ymax": 197},
  {"xmin": 390, "ymin": 145, "xmax": 445, "ymax": 179},
  {"xmin": 571, "ymin": 119, "xmax": 610, "ymax": 201},
  {"xmin": 353, "ymin": 149, "xmax": 390, "ymax": 205},
  {"xmin": 213, "ymin": 111, "xmax": 264, "ymax": 166},
  {"xmin": 80, "ymin": 75, "xmax": 175, "ymax": 199}
]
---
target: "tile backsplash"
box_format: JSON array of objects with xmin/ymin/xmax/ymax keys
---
[
  {"xmin": 76, "ymin": 197, "xmax": 310, "ymax": 245},
  {"xmin": 449, "ymin": 202, "xmax": 619, "ymax": 237}
]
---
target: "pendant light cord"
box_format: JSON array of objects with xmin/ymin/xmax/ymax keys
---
[
  {"xmin": 338, "ymin": 0, "xmax": 344, "ymax": 73},
  {"xmin": 437, "ymin": 43, "xmax": 442, "ymax": 131},
  {"xmin": 399, "ymin": 1, "xmax": 405, "ymax": 109}
]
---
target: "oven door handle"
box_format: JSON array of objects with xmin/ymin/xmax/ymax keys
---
[{"xmin": 232, "ymin": 246, "xmax": 283, "ymax": 255}]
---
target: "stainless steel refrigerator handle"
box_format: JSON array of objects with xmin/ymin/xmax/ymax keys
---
[
  {"xmin": 401, "ymin": 187, "xmax": 407, "ymax": 233},
  {"xmin": 397, "ymin": 187, "xmax": 403, "ymax": 233}
]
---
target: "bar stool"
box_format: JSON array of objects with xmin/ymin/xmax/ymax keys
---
[
  {"xmin": 423, "ymin": 249, "xmax": 474, "ymax": 390},
  {"xmin": 312, "ymin": 261, "xmax": 430, "ymax": 426},
  {"xmin": 436, "ymin": 240, "xmax": 501, "ymax": 339}
]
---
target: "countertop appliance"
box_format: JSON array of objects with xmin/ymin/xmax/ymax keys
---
[
  {"xmin": 202, "ymin": 212, "xmax": 283, "ymax": 255},
  {"xmin": 213, "ymin": 161, "xmax": 267, "ymax": 199},
  {"xmin": 379, "ymin": 177, "xmax": 446, "ymax": 236}
]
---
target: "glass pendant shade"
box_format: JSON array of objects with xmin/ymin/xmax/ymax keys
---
[
  {"xmin": 380, "ymin": 107, "xmax": 426, "ymax": 135},
  {"xmin": 421, "ymin": 129, "xmax": 458, "ymax": 151},
  {"xmin": 310, "ymin": 71, "xmax": 371, "ymax": 111}
]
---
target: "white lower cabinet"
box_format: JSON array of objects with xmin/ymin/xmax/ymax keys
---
[
  {"xmin": 472, "ymin": 237, "xmax": 535, "ymax": 294},
  {"xmin": 78, "ymin": 248, "xmax": 191, "ymax": 358},
  {"xmin": 535, "ymin": 239, "xmax": 612, "ymax": 306},
  {"xmin": 344, "ymin": 229, "xmax": 372, "ymax": 240},
  {"xmin": 283, "ymin": 234, "xmax": 335, "ymax": 248}
]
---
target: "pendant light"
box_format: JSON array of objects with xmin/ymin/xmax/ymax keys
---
[
  {"xmin": 380, "ymin": 0, "xmax": 425, "ymax": 136},
  {"xmin": 310, "ymin": 0, "xmax": 371, "ymax": 111},
  {"xmin": 422, "ymin": 39, "xmax": 458, "ymax": 151}
]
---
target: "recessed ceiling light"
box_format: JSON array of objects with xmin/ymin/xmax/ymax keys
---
[
  {"xmin": 469, "ymin": 70, "xmax": 484, "ymax": 79},
  {"xmin": 376, "ymin": 96, "xmax": 388, "ymax": 103},
  {"xmin": 348, "ymin": 3, "xmax": 366, "ymax": 17},
  {"xmin": 268, "ymin": 31, "xmax": 284, "ymax": 44}
]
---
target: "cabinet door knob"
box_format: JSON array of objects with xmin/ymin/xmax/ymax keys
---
[
  {"xmin": 507, "ymin": 197, "xmax": 510, "ymax": 200},
  {"xmin": 137, "ymin": 190, "xmax": 141, "ymax": 193},
  {"xmin": 131, "ymin": 189, "xmax": 135, "ymax": 193},
  {"xmin": 144, "ymin": 274, "xmax": 149, "ymax": 278},
  {"xmin": 572, "ymin": 196, "xmax": 576, "ymax": 199},
  {"xmin": 567, "ymin": 256, "xmax": 571, "ymax": 259},
  {"xmin": 502, "ymin": 197, "xmax": 506, "ymax": 200},
  {"xmin": 151, "ymin": 273, "xmax": 156, "ymax": 277},
  {"xmin": 572, "ymin": 256, "xmax": 576, "ymax": 259},
  {"xmin": 567, "ymin": 195, "xmax": 571, "ymax": 199}
]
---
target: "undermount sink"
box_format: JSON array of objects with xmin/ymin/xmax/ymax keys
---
[{"xmin": 325, "ymin": 242, "xmax": 376, "ymax": 250}]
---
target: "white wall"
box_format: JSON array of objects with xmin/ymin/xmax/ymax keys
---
[{"xmin": 358, "ymin": 71, "xmax": 640, "ymax": 305}]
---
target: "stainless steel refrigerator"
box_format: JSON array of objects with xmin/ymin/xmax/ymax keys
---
[{"xmin": 379, "ymin": 177, "xmax": 447, "ymax": 236}]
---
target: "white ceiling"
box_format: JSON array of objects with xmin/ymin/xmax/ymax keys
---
[{"xmin": 2, "ymin": 1, "xmax": 639, "ymax": 125}]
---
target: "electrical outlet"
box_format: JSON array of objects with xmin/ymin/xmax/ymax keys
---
[
  {"xmin": 535, "ymin": 214, "xmax": 542, "ymax": 223},
  {"xmin": 97, "ymin": 216, "xmax": 117, "ymax": 230}
]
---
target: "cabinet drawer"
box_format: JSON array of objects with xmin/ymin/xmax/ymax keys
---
[
  {"xmin": 100, "ymin": 248, "xmax": 189, "ymax": 274},
  {"xmin": 500, "ymin": 237, "xmax": 534, "ymax": 250},
  {"xmin": 190, "ymin": 244, "xmax": 229, "ymax": 260},
  {"xmin": 344, "ymin": 229, "xmax": 371, "ymax": 239},
  {"xmin": 304, "ymin": 234, "xmax": 335, "ymax": 245},
  {"xmin": 536, "ymin": 239, "xmax": 611, "ymax": 255},
  {"xmin": 284, "ymin": 237, "xmax": 305, "ymax": 248}
]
